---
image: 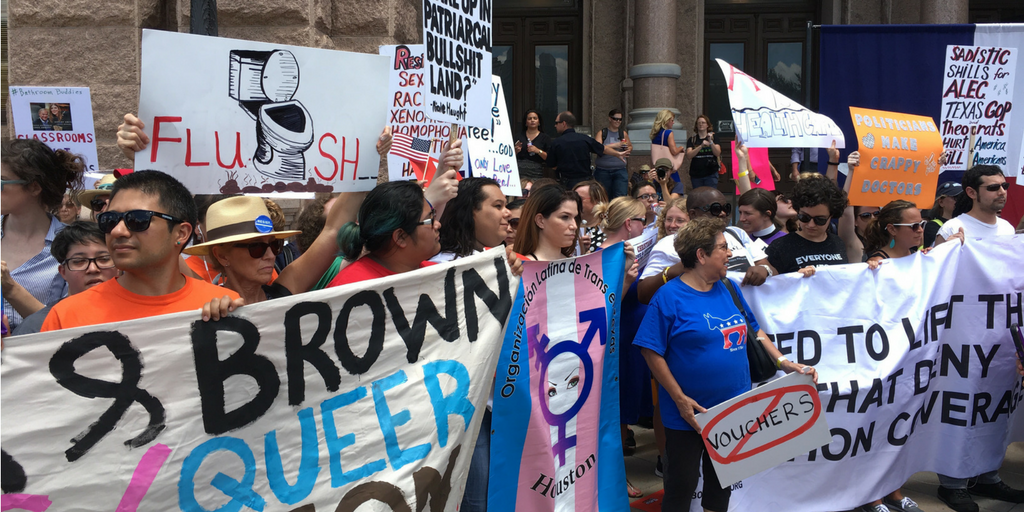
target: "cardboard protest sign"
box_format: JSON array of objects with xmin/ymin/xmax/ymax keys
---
[
  {"xmin": 626, "ymin": 223, "xmax": 659, "ymax": 273},
  {"xmin": 136, "ymin": 30, "xmax": 388, "ymax": 194},
  {"xmin": 422, "ymin": 0, "xmax": 493, "ymax": 128},
  {"xmin": 700, "ymin": 236, "xmax": 1024, "ymax": 511},
  {"xmin": 9, "ymin": 86, "xmax": 99, "ymax": 171},
  {"xmin": 380, "ymin": 44, "xmax": 470, "ymax": 181},
  {"xmin": 939, "ymin": 45, "xmax": 1017, "ymax": 172},
  {"xmin": 848, "ymin": 107, "xmax": 944, "ymax": 208},
  {"xmin": 696, "ymin": 372, "xmax": 830, "ymax": 488},
  {"xmin": 489, "ymin": 246, "xmax": 629, "ymax": 512},
  {"xmin": 714, "ymin": 59, "xmax": 845, "ymax": 149},
  {"xmin": 729, "ymin": 141, "xmax": 775, "ymax": 194},
  {"xmin": 1, "ymin": 249, "xmax": 516, "ymax": 511},
  {"xmin": 467, "ymin": 76, "xmax": 521, "ymax": 195}
]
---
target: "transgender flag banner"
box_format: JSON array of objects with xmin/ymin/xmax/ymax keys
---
[{"xmin": 488, "ymin": 244, "xmax": 629, "ymax": 512}]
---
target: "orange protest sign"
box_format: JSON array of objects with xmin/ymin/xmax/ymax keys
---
[{"xmin": 848, "ymin": 107, "xmax": 943, "ymax": 209}]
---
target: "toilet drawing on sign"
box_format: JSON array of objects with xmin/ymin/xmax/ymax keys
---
[{"xmin": 228, "ymin": 49, "xmax": 313, "ymax": 182}]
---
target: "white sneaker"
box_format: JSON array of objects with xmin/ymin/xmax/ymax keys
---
[
  {"xmin": 858, "ymin": 505, "xmax": 889, "ymax": 512},
  {"xmin": 884, "ymin": 496, "xmax": 923, "ymax": 512}
]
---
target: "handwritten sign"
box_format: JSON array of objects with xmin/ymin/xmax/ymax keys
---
[
  {"xmin": 466, "ymin": 76, "xmax": 521, "ymax": 195},
  {"xmin": 136, "ymin": 30, "xmax": 388, "ymax": 193},
  {"xmin": 939, "ymin": 45, "xmax": 1017, "ymax": 172},
  {"xmin": 696, "ymin": 372, "xmax": 830, "ymax": 488},
  {"xmin": 626, "ymin": 223, "xmax": 659, "ymax": 273},
  {"xmin": 9, "ymin": 86, "xmax": 99, "ymax": 171},
  {"xmin": 422, "ymin": 0, "xmax": 492, "ymax": 128},
  {"xmin": 380, "ymin": 44, "xmax": 470, "ymax": 181},
  {"xmin": 1, "ymin": 249, "xmax": 515, "ymax": 511},
  {"xmin": 714, "ymin": 59, "xmax": 845, "ymax": 149},
  {"xmin": 848, "ymin": 107, "xmax": 944, "ymax": 208}
]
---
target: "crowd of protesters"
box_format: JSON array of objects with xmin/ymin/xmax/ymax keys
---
[{"xmin": 2, "ymin": 104, "xmax": 1021, "ymax": 512}]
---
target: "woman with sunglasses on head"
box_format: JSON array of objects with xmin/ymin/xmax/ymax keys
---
[
  {"xmin": 765, "ymin": 175, "xmax": 849, "ymax": 277},
  {"xmin": 1, "ymin": 139, "xmax": 84, "ymax": 329}
]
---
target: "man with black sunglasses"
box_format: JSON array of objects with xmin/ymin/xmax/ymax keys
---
[
  {"xmin": 42, "ymin": 171, "xmax": 239, "ymax": 331},
  {"xmin": 637, "ymin": 187, "xmax": 776, "ymax": 304},
  {"xmin": 934, "ymin": 165, "xmax": 1012, "ymax": 246},
  {"xmin": 766, "ymin": 175, "xmax": 848, "ymax": 276}
]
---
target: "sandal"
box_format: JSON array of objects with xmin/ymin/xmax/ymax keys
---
[{"xmin": 627, "ymin": 479, "xmax": 643, "ymax": 498}]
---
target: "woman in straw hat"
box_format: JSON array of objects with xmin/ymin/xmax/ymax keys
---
[
  {"xmin": 186, "ymin": 194, "xmax": 359, "ymax": 304},
  {"xmin": 78, "ymin": 173, "xmax": 117, "ymax": 220}
]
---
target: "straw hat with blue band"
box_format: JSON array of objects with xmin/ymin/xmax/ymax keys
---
[
  {"xmin": 184, "ymin": 196, "xmax": 300, "ymax": 256},
  {"xmin": 78, "ymin": 174, "xmax": 117, "ymax": 209}
]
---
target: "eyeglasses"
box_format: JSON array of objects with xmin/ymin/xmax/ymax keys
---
[
  {"xmin": 523, "ymin": 188, "xmax": 531, "ymax": 197},
  {"xmin": 233, "ymin": 239, "xmax": 283, "ymax": 258},
  {"xmin": 63, "ymin": 255, "xmax": 116, "ymax": 271},
  {"xmin": 1, "ymin": 179, "xmax": 28, "ymax": 190},
  {"xmin": 797, "ymin": 212, "xmax": 830, "ymax": 226},
  {"xmin": 509, "ymin": 217, "xmax": 520, "ymax": 229},
  {"xmin": 699, "ymin": 202, "xmax": 733, "ymax": 216},
  {"xmin": 857, "ymin": 211, "xmax": 880, "ymax": 219},
  {"xmin": 984, "ymin": 182, "xmax": 1010, "ymax": 192},
  {"xmin": 418, "ymin": 208, "xmax": 437, "ymax": 227},
  {"xmin": 637, "ymin": 193, "xmax": 657, "ymax": 201},
  {"xmin": 90, "ymin": 197, "xmax": 109, "ymax": 211},
  {"xmin": 97, "ymin": 209, "xmax": 184, "ymax": 234},
  {"xmin": 610, "ymin": 117, "xmax": 623, "ymax": 121},
  {"xmin": 893, "ymin": 221, "xmax": 927, "ymax": 231}
]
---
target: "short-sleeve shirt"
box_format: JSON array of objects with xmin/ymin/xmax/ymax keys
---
[
  {"xmin": 686, "ymin": 133, "xmax": 722, "ymax": 179},
  {"xmin": 639, "ymin": 226, "xmax": 767, "ymax": 280},
  {"xmin": 934, "ymin": 213, "xmax": 1014, "ymax": 244},
  {"xmin": 633, "ymin": 277, "xmax": 757, "ymax": 431},
  {"xmin": 2, "ymin": 215, "xmax": 68, "ymax": 329},
  {"xmin": 41, "ymin": 276, "xmax": 239, "ymax": 331},
  {"xmin": 766, "ymin": 232, "xmax": 848, "ymax": 275},
  {"xmin": 515, "ymin": 132, "xmax": 553, "ymax": 166},
  {"xmin": 328, "ymin": 257, "xmax": 436, "ymax": 287},
  {"xmin": 545, "ymin": 128, "xmax": 606, "ymax": 180}
]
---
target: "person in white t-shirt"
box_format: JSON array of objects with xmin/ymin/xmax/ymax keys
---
[
  {"xmin": 934, "ymin": 165, "xmax": 1012, "ymax": 246},
  {"xmin": 637, "ymin": 186, "xmax": 774, "ymax": 303}
]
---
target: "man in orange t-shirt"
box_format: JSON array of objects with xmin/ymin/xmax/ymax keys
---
[{"xmin": 43, "ymin": 171, "xmax": 239, "ymax": 331}]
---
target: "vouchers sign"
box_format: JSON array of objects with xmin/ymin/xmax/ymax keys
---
[
  {"xmin": 939, "ymin": 45, "xmax": 1017, "ymax": 172},
  {"xmin": 0, "ymin": 250, "xmax": 515, "ymax": 511},
  {"xmin": 467, "ymin": 76, "xmax": 521, "ymax": 195},
  {"xmin": 848, "ymin": 107, "xmax": 944, "ymax": 208},
  {"xmin": 422, "ymin": 0, "xmax": 493, "ymax": 128},
  {"xmin": 696, "ymin": 372, "xmax": 830, "ymax": 488}
]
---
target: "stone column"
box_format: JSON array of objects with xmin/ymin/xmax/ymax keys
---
[
  {"xmin": 921, "ymin": 0, "xmax": 968, "ymax": 24},
  {"xmin": 626, "ymin": 0, "xmax": 680, "ymax": 155}
]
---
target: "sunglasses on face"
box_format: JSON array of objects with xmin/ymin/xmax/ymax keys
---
[
  {"xmin": 857, "ymin": 211, "xmax": 880, "ymax": 219},
  {"xmin": 699, "ymin": 202, "xmax": 733, "ymax": 216},
  {"xmin": 893, "ymin": 221, "xmax": 927, "ymax": 231},
  {"xmin": 90, "ymin": 197, "xmax": 109, "ymax": 211},
  {"xmin": 233, "ymin": 239, "xmax": 283, "ymax": 258},
  {"xmin": 610, "ymin": 117, "xmax": 623, "ymax": 121},
  {"xmin": 984, "ymin": 182, "xmax": 1010, "ymax": 192},
  {"xmin": 797, "ymin": 212, "xmax": 830, "ymax": 226},
  {"xmin": 97, "ymin": 209, "xmax": 184, "ymax": 234},
  {"xmin": 509, "ymin": 217, "xmax": 520, "ymax": 229}
]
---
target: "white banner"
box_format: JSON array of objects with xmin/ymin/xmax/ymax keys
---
[
  {"xmin": 467, "ymin": 76, "xmax": 521, "ymax": 195},
  {"xmin": 692, "ymin": 236, "xmax": 1024, "ymax": 511},
  {"xmin": 136, "ymin": 30, "xmax": 388, "ymax": 193},
  {"xmin": 714, "ymin": 58, "xmax": 846, "ymax": 149},
  {"xmin": 939, "ymin": 45, "xmax": 1018, "ymax": 172},
  {"xmin": 8, "ymin": 86, "xmax": 99, "ymax": 171},
  {"xmin": 1, "ymin": 249, "xmax": 517, "ymax": 511},
  {"xmin": 379, "ymin": 44, "xmax": 470, "ymax": 181},
  {"xmin": 421, "ymin": 0, "xmax": 492, "ymax": 128}
]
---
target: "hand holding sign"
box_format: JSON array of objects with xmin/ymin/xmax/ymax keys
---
[{"xmin": 677, "ymin": 394, "xmax": 708, "ymax": 433}]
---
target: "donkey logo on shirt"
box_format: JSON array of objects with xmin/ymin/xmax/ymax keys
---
[{"xmin": 704, "ymin": 313, "xmax": 747, "ymax": 351}]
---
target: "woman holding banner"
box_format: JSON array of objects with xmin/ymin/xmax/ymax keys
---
[
  {"xmin": 634, "ymin": 216, "xmax": 816, "ymax": 512},
  {"xmin": 514, "ymin": 184, "xmax": 583, "ymax": 260}
]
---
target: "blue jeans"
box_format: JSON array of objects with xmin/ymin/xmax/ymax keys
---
[
  {"xmin": 594, "ymin": 167, "xmax": 628, "ymax": 200},
  {"xmin": 939, "ymin": 470, "xmax": 1001, "ymax": 489},
  {"xmin": 691, "ymin": 174, "xmax": 719, "ymax": 190},
  {"xmin": 461, "ymin": 409, "xmax": 491, "ymax": 512}
]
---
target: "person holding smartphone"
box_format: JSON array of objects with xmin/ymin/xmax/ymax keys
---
[
  {"xmin": 684, "ymin": 115, "xmax": 722, "ymax": 189},
  {"xmin": 595, "ymin": 109, "xmax": 633, "ymax": 200}
]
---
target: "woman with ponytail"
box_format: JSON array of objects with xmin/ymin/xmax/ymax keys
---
[
  {"xmin": 1, "ymin": 139, "xmax": 84, "ymax": 328},
  {"xmin": 862, "ymin": 200, "xmax": 924, "ymax": 263}
]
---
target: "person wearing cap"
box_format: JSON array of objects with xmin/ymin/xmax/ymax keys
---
[
  {"xmin": 924, "ymin": 181, "xmax": 962, "ymax": 248},
  {"xmin": 629, "ymin": 164, "xmax": 651, "ymax": 193},
  {"xmin": 78, "ymin": 173, "xmax": 117, "ymax": 220},
  {"xmin": 651, "ymin": 157, "xmax": 687, "ymax": 202},
  {"xmin": 185, "ymin": 193, "xmax": 360, "ymax": 304},
  {"xmin": 41, "ymin": 171, "xmax": 240, "ymax": 331}
]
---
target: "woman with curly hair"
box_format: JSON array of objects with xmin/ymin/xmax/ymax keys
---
[
  {"xmin": 765, "ymin": 174, "xmax": 848, "ymax": 276},
  {"xmin": 434, "ymin": 177, "xmax": 511, "ymax": 261}
]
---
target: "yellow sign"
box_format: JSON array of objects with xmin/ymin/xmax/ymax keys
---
[{"xmin": 848, "ymin": 107, "xmax": 944, "ymax": 209}]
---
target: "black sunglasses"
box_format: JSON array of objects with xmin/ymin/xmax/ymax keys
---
[
  {"xmin": 984, "ymin": 182, "xmax": 1010, "ymax": 192},
  {"xmin": 509, "ymin": 217, "xmax": 520, "ymax": 229},
  {"xmin": 233, "ymin": 239, "xmax": 283, "ymax": 258},
  {"xmin": 857, "ymin": 211, "xmax": 880, "ymax": 219},
  {"xmin": 699, "ymin": 202, "xmax": 733, "ymax": 216},
  {"xmin": 97, "ymin": 209, "xmax": 184, "ymax": 234},
  {"xmin": 610, "ymin": 117, "xmax": 623, "ymax": 121},
  {"xmin": 90, "ymin": 197, "xmax": 109, "ymax": 211},
  {"xmin": 797, "ymin": 212, "xmax": 830, "ymax": 226}
]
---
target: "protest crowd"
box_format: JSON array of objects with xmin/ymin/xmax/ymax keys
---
[{"xmin": 2, "ymin": 28, "xmax": 1024, "ymax": 512}]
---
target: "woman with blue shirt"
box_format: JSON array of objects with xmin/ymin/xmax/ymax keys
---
[{"xmin": 634, "ymin": 216, "xmax": 816, "ymax": 512}]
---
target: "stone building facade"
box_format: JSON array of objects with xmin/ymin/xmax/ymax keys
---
[{"xmin": 3, "ymin": 0, "xmax": 1020, "ymax": 185}]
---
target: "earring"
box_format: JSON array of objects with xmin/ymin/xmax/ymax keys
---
[
  {"xmin": 177, "ymin": 241, "xmax": 182, "ymax": 245},
  {"xmin": 888, "ymin": 239, "xmax": 895, "ymax": 249}
]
